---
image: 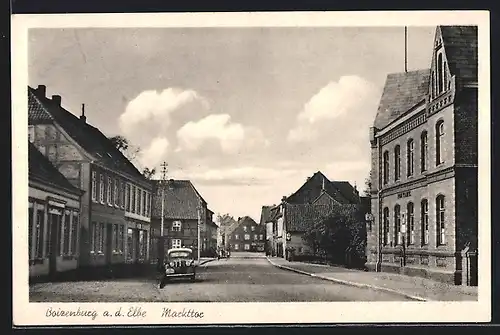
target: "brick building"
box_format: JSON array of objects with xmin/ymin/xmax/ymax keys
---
[
  {"xmin": 366, "ymin": 26, "xmax": 478, "ymax": 285},
  {"xmin": 269, "ymin": 171, "xmax": 361, "ymax": 258},
  {"xmin": 28, "ymin": 85, "xmax": 153, "ymax": 271},
  {"xmin": 227, "ymin": 216, "xmax": 265, "ymax": 252},
  {"xmin": 150, "ymin": 179, "xmax": 215, "ymax": 259},
  {"xmin": 28, "ymin": 142, "xmax": 84, "ymax": 278}
]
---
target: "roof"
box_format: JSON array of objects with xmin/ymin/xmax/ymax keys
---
[
  {"xmin": 439, "ymin": 26, "xmax": 478, "ymax": 82},
  {"xmin": 373, "ymin": 69, "xmax": 430, "ymax": 130},
  {"xmin": 260, "ymin": 205, "xmax": 274, "ymax": 224},
  {"xmin": 28, "ymin": 86, "xmax": 147, "ymax": 182},
  {"xmin": 285, "ymin": 203, "xmax": 336, "ymax": 233},
  {"xmin": 151, "ymin": 179, "xmax": 205, "ymax": 220},
  {"xmin": 286, "ymin": 171, "xmax": 359, "ymax": 205},
  {"xmin": 29, "ymin": 142, "xmax": 82, "ymax": 195}
]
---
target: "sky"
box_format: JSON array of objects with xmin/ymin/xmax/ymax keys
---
[{"xmin": 28, "ymin": 26, "xmax": 436, "ymax": 221}]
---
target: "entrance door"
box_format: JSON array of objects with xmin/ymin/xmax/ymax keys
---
[{"xmin": 48, "ymin": 213, "xmax": 61, "ymax": 276}]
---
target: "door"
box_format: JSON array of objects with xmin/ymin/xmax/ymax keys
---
[{"xmin": 48, "ymin": 213, "xmax": 61, "ymax": 276}]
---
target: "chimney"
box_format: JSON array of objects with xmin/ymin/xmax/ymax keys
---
[
  {"xmin": 52, "ymin": 95, "xmax": 61, "ymax": 106},
  {"xmin": 37, "ymin": 85, "xmax": 46, "ymax": 97},
  {"xmin": 80, "ymin": 103, "xmax": 86, "ymax": 123}
]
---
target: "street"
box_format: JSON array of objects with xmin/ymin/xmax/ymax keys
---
[{"xmin": 30, "ymin": 252, "xmax": 413, "ymax": 302}]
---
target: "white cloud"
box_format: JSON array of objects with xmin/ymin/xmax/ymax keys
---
[
  {"xmin": 120, "ymin": 88, "xmax": 208, "ymax": 137},
  {"xmin": 138, "ymin": 136, "xmax": 169, "ymax": 169},
  {"xmin": 287, "ymin": 75, "xmax": 379, "ymax": 143},
  {"xmin": 176, "ymin": 114, "xmax": 268, "ymax": 154}
]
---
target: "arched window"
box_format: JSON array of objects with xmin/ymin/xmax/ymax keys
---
[
  {"xmin": 436, "ymin": 121, "xmax": 445, "ymax": 165},
  {"xmin": 394, "ymin": 145, "xmax": 401, "ymax": 181},
  {"xmin": 383, "ymin": 207, "xmax": 390, "ymax": 246},
  {"xmin": 407, "ymin": 139, "xmax": 414, "ymax": 177},
  {"xmin": 394, "ymin": 205, "xmax": 401, "ymax": 245},
  {"xmin": 437, "ymin": 53, "xmax": 443, "ymax": 93},
  {"xmin": 436, "ymin": 195, "xmax": 446, "ymax": 245},
  {"xmin": 431, "ymin": 72, "xmax": 435, "ymax": 99},
  {"xmin": 443, "ymin": 60, "xmax": 448, "ymax": 90},
  {"xmin": 421, "ymin": 199, "xmax": 429, "ymax": 245},
  {"xmin": 421, "ymin": 131, "xmax": 428, "ymax": 172},
  {"xmin": 383, "ymin": 151, "xmax": 390, "ymax": 185},
  {"xmin": 407, "ymin": 202, "xmax": 415, "ymax": 245}
]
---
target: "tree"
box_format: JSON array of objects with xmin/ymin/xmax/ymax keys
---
[
  {"xmin": 108, "ymin": 135, "xmax": 156, "ymax": 179},
  {"xmin": 217, "ymin": 213, "xmax": 236, "ymax": 227},
  {"xmin": 302, "ymin": 204, "xmax": 366, "ymax": 268},
  {"xmin": 363, "ymin": 170, "xmax": 373, "ymax": 197}
]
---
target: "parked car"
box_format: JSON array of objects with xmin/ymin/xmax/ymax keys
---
[{"xmin": 158, "ymin": 247, "xmax": 196, "ymax": 288}]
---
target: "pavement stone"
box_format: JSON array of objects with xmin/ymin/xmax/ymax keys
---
[{"xmin": 267, "ymin": 257, "xmax": 478, "ymax": 302}]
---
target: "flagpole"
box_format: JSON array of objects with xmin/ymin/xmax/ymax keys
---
[{"xmin": 404, "ymin": 26, "xmax": 408, "ymax": 73}]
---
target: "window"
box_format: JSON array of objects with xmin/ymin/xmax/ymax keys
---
[
  {"xmin": 436, "ymin": 195, "xmax": 446, "ymax": 245},
  {"xmin": 107, "ymin": 176, "xmax": 112, "ymax": 205},
  {"xmin": 131, "ymin": 185, "xmax": 136, "ymax": 213},
  {"xmin": 244, "ymin": 244, "xmax": 250, "ymax": 250},
  {"xmin": 407, "ymin": 139, "xmax": 414, "ymax": 176},
  {"xmin": 125, "ymin": 184, "xmax": 130, "ymax": 211},
  {"xmin": 71, "ymin": 212, "xmax": 79, "ymax": 255},
  {"xmin": 172, "ymin": 221, "xmax": 182, "ymax": 232},
  {"xmin": 120, "ymin": 182, "xmax": 125, "ymax": 209},
  {"xmin": 235, "ymin": 234, "xmax": 239, "ymax": 240},
  {"xmin": 259, "ymin": 234, "xmax": 263, "ymax": 240},
  {"xmin": 28, "ymin": 203, "xmax": 34, "ymax": 260},
  {"xmin": 137, "ymin": 188, "xmax": 142, "ymax": 215},
  {"xmin": 139, "ymin": 230, "xmax": 147, "ymax": 259},
  {"xmin": 383, "ymin": 207, "xmax": 390, "ymax": 245},
  {"xmin": 114, "ymin": 179, "xmax": 119, "ymax": 207},
  {"xmin": 234, "ymin": 244, "xmax": 239, "ymax": 250},
  {"xmin": 62, "ymin": 211, "xmax": 71, "ymax": 255},
  {"xmin": 251, "ymin": 226, "xmax": 255, "ymax": 231},
  {"xmin": 135, "ymin": 187, "xmax": 140, "ymax": 214},
  {"xmin": 394, "ymin": 205, "xmax": 401, "ymax": 245},
  {"xmin": 421, "ymin": 199, "xmax": 429, "ymax": 245},
  {"xmin": 431, "ymin": 72, "xmax": 435, "ymax": 98},
  {"xmin": 91, "ymin": 222, "xmax": 104, "ymax": 253},
  {"xmin": 127, "ymin": 228, "xmax": 134, "ymax": 261},
  {"xmin": 99, "ymin": 174, "xmax": 105, "ymax": 203},
  {"xmin": 172, "ymin": 239, "xmax": 182, "ymax": 249},
  {"xmin": 394, "ymin": 145, "xmax": 401, "ymax": 181},
  {"xmin": 28, "ymin": 126, "xmax": 35, "ymax": 142},
  {"xmin": 443, "ymin": 60, "xmax": 448, "ymax": 90},
  {"xmin": 407, "ymin": 202, "xmax": 415, "ymax": 245},
  {"xmin": 244, "ymin": 234, "xmax": 250, "ymax": 240},
  {"xmin": 91, "ymin": 171, "xmax": 97, "ymax": 202},
  {"xmin": 421, "ymin": 131, "xmax": 428, "ymax": 172},
  {"xmin": 437, "ymin": 53, "xmax": 443, "ymax": 93},
  {"xmin": 436, "ymin": 121, "xmax": 445, "ymax": 165},
  {"xmin": 253, "ymin": 234, "xmax": 258, "ymax": 240},
  {"xmin": 142, "ymin": 190, "xmax": 146, "ymax": 216},
  {"xmin": 383, "ymin": 151, "xmax": 389, "ymax": 185},
  {"xmin": 243, "ymin": 226, "xmax": 247, "ymax": 232}
]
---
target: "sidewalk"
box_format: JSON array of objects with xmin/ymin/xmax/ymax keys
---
[{"xmin": 267, "ymin": 257, "xmax": 478, "ymax": 301}]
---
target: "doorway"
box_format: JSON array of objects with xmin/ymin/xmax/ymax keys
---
[{"xmin": 48, "ymin": 212, "xmax": 61, "ymax": 276}]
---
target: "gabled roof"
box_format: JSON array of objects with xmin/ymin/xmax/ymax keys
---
[
  {"xmin": 439, "ymin": 25, "xmax": 478, "ymax": 82},
  {"xmin": 285, "ymin": 203, "xmax": 337, "ymax": 233},
  {"xmin": 373, "ymin": 69, "xmax": 430, "ymax": 130},
  {"xmin": 151, "ymin": 179, "xmax": 206, "ymax": 220},
  {"xmin": 285, "ymin": 171, "xmax": 359, "ymax": 205},
  {"xmin": 260, "ymin": 205, "xmax": 275, "ymax": 224},
  {"xmin": 28, "ymin": 86, "xmax": 147, "ymax": 182},
  {"xmin": 29, "ymin": 142, "xmax": 82, "ymax": 195}
]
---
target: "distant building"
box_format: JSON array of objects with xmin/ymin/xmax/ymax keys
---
[
  {"xmin": 367, "ymin": 26, "xmax": 478, "ymax": 285},
  {"xmin": 259, "ymin": 205, "xmax": 275, "ymax": 255},
  {"xmin": 270, "ymin": 171, "xmax": 361, "ymax": 258},
  {"xmin": 151, "ymin": 179, "xmax": 214, "ymax": 259},
  {"xmin": 28, "ymin": 142, "xmax": 84, "ymax": 278},
  {"xmin": 28, "ymin": 86, "xmax": 153, "ymax": 272},
  {"xmin": 227, "ymin": 216, "xmax": 266, "ymax": 252}
]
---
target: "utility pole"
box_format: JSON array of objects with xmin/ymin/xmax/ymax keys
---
[{"xmin": 158, "ymin": 162, "xmax": 168, "ymax": 265}]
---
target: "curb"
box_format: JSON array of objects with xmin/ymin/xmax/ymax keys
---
[
  {"xmin": 198, "ymin": 258, "xmax": 217, "ymax": 266},
  {"xmin": 266, "ymin": 257, "xmax": 428, "ymax": 302}
]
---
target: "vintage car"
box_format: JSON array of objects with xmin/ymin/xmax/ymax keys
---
[{"xmin": 159, "ymin": 248, "xmax": 196, "ymax": 286}]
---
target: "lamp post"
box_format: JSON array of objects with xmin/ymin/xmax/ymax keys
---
[
  {"xmin": 158, "ymin": 162, "xmax": 167, "ymax": 265},
  {"xmin": 401, "ymin": 213, "xmax": 407, "ymax": 267}
]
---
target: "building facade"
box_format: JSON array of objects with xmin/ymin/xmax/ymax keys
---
[
  {"xmin": 151, "ymin": 179, "xmax": 214, "ymax": 259},
  {"xmin": 28, "ymin": 142, "xmax": 84, "ymax": 278},
  {"xmin": 28, "ymin": 85, "xmax": 153, "ymax": 271},
  {"xmin": 366, "ymin": 26, "xmax": 478, "ymax": 285},
  {"xmin": 227, "ymin": 216, "xmax": 266, "ymax": 252}
]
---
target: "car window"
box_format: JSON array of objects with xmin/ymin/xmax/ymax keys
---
[{"xmin": 168, "ymin": 251, "xmax": 191, "ymax": 258}]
